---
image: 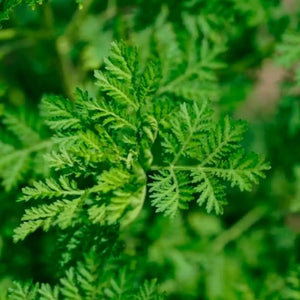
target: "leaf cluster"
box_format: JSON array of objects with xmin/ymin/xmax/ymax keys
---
[{"xmin": 11, "ymin": 40, "xmax": 269, "ymax": 244}]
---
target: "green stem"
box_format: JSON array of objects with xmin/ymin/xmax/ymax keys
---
[
  {"xmin": 55, "ymin": 35, "xmax": 77, "ymax": 100},
  {"xmin": 150, "ymin": 165, "xmax": 210, "ymax": 171},
  {"xmin": 64, "ymin": 0, "xmax": 94, "ymax": 39},
  {"xmin": 55, "ymin": 0, "xmax": 94, "ymax": 99},
  {"xmin": 150, "ymin": 165, "xmax": 264, "ymax": 174},
  {"xmin": 211, "ymin": 205, "xmax": 268, "ymax": 254},
  {"xmin": 0, "ymin": 29, "xmax": 17, "ymax": 40},
  {"xmin": 43, "ymin": 2, "xmax": 78, "ymax": 100}
]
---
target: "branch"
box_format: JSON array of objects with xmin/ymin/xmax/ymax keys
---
[{"xmin": 211, "ymin": 205, "xmax": 268, "ymax": 253}]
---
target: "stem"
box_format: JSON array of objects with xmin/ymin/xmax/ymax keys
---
[
  {"xmin": 0, "ymin": 29, "xmax": 17, "ymax": 40},
  {"xmin": 57, "ymin": 0, "xmax": 94, "ymax": 99},
  {"xmin": 2, "ymin": 1, "xmax": 94, "ymax": 98},
  {"xmin": 106, "ymin": 0, "xmax": 117, "ymax": 20},
  {"xmin": 150, "ymin": 165, "xmax": 212, "ymax": 171},
  {"xmin": 0, "ymin": 29, "xmax": 52, "ymax": 40},
  {"xmin": 43, "ymin": 3, "xmax": 78, "ymax": 100},
  {"xmin": 211, "ymin": 205, "xmax": 268, "ymax": 253},
  {"xmin": 64, "ymin": 0, "xmax": 94, "ymax": 39},
  {"xmin": 151, "ymin": 165, "xmax": 263, "ymax": 174},
  {"xmin": 55, "ymin": 35, "xmax": 77, "ymax": 100}
]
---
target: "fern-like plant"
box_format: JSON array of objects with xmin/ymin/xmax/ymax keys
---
[
  {"xmin": 12, "ymin": 41, "xmax": 269, "ymax": 242},
  {"xmin": 2, "ymin": 0, "xmax": 293, "ymax": 298}
]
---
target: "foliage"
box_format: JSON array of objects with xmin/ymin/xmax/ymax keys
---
[
  {"xmin": 9, "ymin": 225, "xmax": 164, "ymax": 300},
  {"xmin": 0, "ymin": 0, "xmax": 299, "ymax": 299},
  {"xmin": 0, "ymin": 109, "xmax": 50, "ymax": 191},
  {"xmin": 11, "ymin": 41, "xmax": 268, "ymax": 244}
]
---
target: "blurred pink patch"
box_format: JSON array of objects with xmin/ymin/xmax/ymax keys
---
[{"xmin": 237, "ymin": 60, "xmax": 286, "ymax": 120}]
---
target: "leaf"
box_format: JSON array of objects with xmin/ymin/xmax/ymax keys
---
[
  {"xmin": 88, "ymin": 205, "xmax": 107, "ymax": 225},
  {"xmin": 60, "ymin": 269, "xmax": 82, "ymax": 300},
  {"xmin": 14, "ymin": 198, "xmax": 83, "ymax": 241},
  {"xmin": 149, "ymin": 169, "xmax": 193, "ymax": 217},
  {"xmin": 2, "ymin": 110, "xmax": 41, "ymax": 146},
  {"xmin": 94, "ymin": 41, "xmax": 139, "ymax": 110},
  {"xmin": 94, "ymin": 71, "xmax": 138, "ymax": 110},
  {"xmin": 137, "ymin": 61, "xmax": 161, "ymax": 103},
  {"xmin": 135, "ymin": 279, "xmax": 164, "ymax": 300},
  {"xmin": 103, "ymin": 41, "xmax": 135, "ymax": 82},
  {"xmin": 39, "ymin": 284, "xmax": 60, "ymax": 300},
  {"xmin": 161, "ymin": 100, "xmax": 212, "ymax": 163},
  {"xmin": 87, "ymin": 98, "xmax": 137, "ymax": 131},
  {"xmin": 203, "ymin": 151, "xmax": 270, "ymax": 192},
  {"xmin": 104, "ymin": 268, "xmax": 130, "ymax": 299},
  {"xmin": 8, "ymin": 282, "xmax": 40, "ymax": 300},
  {"xmin": 198, "ymin": 116, "xmax": 247, "ymax": 166},
  {"xmin": 107, "ymin": 185, "xmax": 146, "ymax": 225},
  {"xmin": 41, "ymin": 95, "xmax": 81, "ymax": 131},
  {"xmin": 21, "ymin": 176, "xmax": 83, "ymax": 202},
  {"xmin": 1, "ymin": 151, "xmax": 29, "ymax": 191},
  {"xmin": 191, "ymin": 169, "xmax": 226, "ymax": 214},
  {"xmin": 96, "ymin": 168, "xmax": 131, "ymax": 193}
]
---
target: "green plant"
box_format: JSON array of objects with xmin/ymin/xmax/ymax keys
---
[{"xmin": 0, "ymin": 0, "xmax": 299, "ymax": 299}]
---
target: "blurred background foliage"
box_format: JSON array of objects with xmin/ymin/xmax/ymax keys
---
[{"xmin": 0, "ymin": 0, "xmax": 300, "ymax": 299}]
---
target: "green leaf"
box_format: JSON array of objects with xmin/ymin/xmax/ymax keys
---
[
  {"xmin": 149, "ymin": 169, "xmax": 193, "ymax": 217},
  {"xmin": 41, "ymin": 95, "xmax": 81, "ymax": 131},
  {"xmin": 21, "ymin": 176, "xmax": 83, "ymax": 202}
]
